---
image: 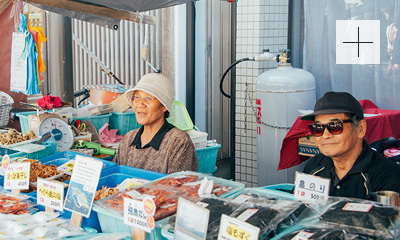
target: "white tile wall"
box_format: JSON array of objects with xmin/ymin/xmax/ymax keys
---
[{"xmin": 235, "ymin": 0, "xmax": 289, "ymax": 187}]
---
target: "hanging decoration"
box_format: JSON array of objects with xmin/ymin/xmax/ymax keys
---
[{"xmin": 10, "ymin": 12, "xmax": 46, "ymax": 95}]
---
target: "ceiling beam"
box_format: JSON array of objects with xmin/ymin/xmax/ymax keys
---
[{"xmin": 26, "ymin": 0, "xmax": 156, "ymax": 25}]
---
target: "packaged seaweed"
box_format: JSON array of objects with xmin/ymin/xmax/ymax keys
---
[
  {"xmin": 167, "ymin": 197, "xmax": 242, "ymax": 238},
  {"xmin": 319, "ymin": 198, "xmax": 400, "ymax": 239},
  {"xmin": 228, "ymin": 200, "xmax": 314, "ymax": 239},
  {"xmin": 279, "ymin": 226, "xmax": 379, "ymax": 240}
]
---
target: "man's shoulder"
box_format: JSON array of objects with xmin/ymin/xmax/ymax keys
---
[{"xmin": 303, "ymin": 154, "xmax": 329, "ymax": 173}]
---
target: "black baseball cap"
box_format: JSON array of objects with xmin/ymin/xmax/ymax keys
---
[{"xmin": 301, "ymin": 91, "xmax": 364, "ymax": 121}]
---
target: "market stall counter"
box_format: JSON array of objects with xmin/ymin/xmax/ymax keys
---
[{"xmin": 279, "ymin": 99, "xmax": 400, "ymax": 170}]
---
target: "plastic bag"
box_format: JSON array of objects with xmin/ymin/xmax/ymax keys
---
[
  {"xmin": 319, "ymin": 198, "xmax": 400, "ymax": 239},
  {"xmin": 279, "ymin": 225, "xmax": 379, "ymax": 240},
  {"xmin": 0, "ymin": 190, "xmax": 36, "ymax": 215},
  {"xmin": 95, "ymin": 172, "xmax": 236, "ymax": 221},
  {"xmin": 170, "ymin": 196, "xmax": 242, "ymax": 238},
  {"xmin": 227, "ymin": 200, "xmax": 314, "ymax": 239}
]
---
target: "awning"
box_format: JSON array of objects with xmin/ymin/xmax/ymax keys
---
[{"xmin": 25, "ymin": 0, "xmax": 198, "ymax": 29}]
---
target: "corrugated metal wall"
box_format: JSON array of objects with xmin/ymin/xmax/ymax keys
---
[{"xmin": 71, "ymin": 10, "xmax": 162, "ymax": 104}]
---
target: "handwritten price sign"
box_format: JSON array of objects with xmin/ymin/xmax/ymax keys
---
[
  {"xmin": 4, "ymin": 162, "xmax": 30, "ymax": 190},
  {"xmin": 37, "ymin": 178, "xmax": 64, "ymax": 211},
  {"xmin": 294, "ymin": 171, "xmax": 330, "ymax": 202},
  {"xmin": 218, "ymin": 214, "xmax": 259, "ymax": 240}
]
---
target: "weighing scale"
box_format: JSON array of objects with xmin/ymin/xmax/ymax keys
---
[
  {"xmin": 38, "ymin": 117, "xmax": 74, "ymax": 152},
  {"xmin": 28, "ymin": 111, "xmax": 60, "ymax": 136}
]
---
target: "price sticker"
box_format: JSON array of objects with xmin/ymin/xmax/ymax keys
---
[
  {"xmin": 218, "ymin": 214, "xmax": 260, "ymax": 240},
  {"xmin": 294, "ymin": 171, "xmax": 330, "ymax": 202},
  {"xmin": 292, "ymin": 231, "xmax": 314, "ymax": 239},
  {"xmin": 4, "ymin": 162, "xmax": 30, "ymax": 190},
  {"xmin": 37, "ymin": 178, "xmax": 64, "ymax": 211},
  {"xmin": 57, "ymin": 160, "xmax": 75, "ymax": 175},
  {"xmin": 2, "ymin": 154, "xmax": 9, "ymax": 170},
  {"xmin": 342, "ymin": 203, "xmax": 373, "ymax": 212},
  {"xmin": 124, "ymin": 198, "xmax": 155, "ymax": 233}
]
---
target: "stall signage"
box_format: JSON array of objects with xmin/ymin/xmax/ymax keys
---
[
  {"xmin": 4, "ymin": 162, "xmax": 30, "ymax": 190},
  {"xmin": 63, "ymin": 155, "xmax": 102, "ymax": 218},
  {"xmin": 124, "ymin": 197, "xmax": 155, "ymax": 233},
  {"xmin": 294, "ymin": 171, "xmax": 330, "ymax": 202},
  {"xmin": 218, "ymin": 214, "xmax": 260, "ymax": 240},
  {"xmin": 37, "ymin": 178, "xmax": 64, "ymax": 211},
  {"xmin": 174, "ymin": 197, "xmax": 209, "ymax": 240}
]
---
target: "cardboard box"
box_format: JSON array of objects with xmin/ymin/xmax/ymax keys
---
[{"xmin": 298, "ymin": 135, "xmax": 320, "ymax": 157}]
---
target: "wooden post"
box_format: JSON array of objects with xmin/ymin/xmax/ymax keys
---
[
  {"xmin": 45, "ymin": 207, "xmax": 55, "ymax": 212},
  {"xmin": 132, "ymin": 227, "xmax": 146, "ymax": 240},
  {"xmin": 70, "ymin": 212, "xmax": 83, "ymax": 228},
  {"xmin": 11, "ymin": 189, "xmax": 20, "ymax": 195}
]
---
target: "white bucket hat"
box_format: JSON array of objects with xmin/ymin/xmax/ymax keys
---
[{"xmin": 125, "ymin": 73, "xmax": 175, "ymax": 117}]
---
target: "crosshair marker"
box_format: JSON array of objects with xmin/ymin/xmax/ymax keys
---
[{"xmin": 343, "ymin": 27, "xmax": 373, "ymax": 57}]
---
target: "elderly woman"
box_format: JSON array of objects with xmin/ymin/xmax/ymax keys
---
[{"xmin": 113, "ymin": 73, "xmax": 198, "ymax": 174}]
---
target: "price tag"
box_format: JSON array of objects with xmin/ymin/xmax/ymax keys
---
[
  {"xmin": 37, "ymin": 178, "xmax": 64, "ymax": 211},
  {"xmin": 294, "ymin": 171, "xmax": 330, "ymax": 202},
  {"xmin": 4, "ymin": 162, "xmax": 30, "ymax": 190},
  {"xmin": 124, "ymin": 197, "xmax": 155, "ymax": 233},
  {"xmin": 218, "ymin": 214, "xmax": 260, "ymax": 240},
  {"xmin": 342, "ymin": 203, "xmax": 373, "ymax": 212},
  {"xmin": 198, "ymin": 177, "xmax": 213, "ymax": 197},
  {"xmin": 174, "ymin": 197, "xmax": 210, "ymax": 240},
  {"xmin": 116, "ymin": 178, "xmax": 149, "ymax": 190},
  {"xmin": 64, "ymin": 156, "xmax": 103, "ymax": 218},
  {"xmin": 57, "ymin": 160, "xmax": 75, "ymax": 175},
  {"xmin": 291, "ymin": 231, "xmax": 314, "ymax": 239},
  {"xmin": 231, "ymin": 194, "xmax": 253, "ymax": 204}
]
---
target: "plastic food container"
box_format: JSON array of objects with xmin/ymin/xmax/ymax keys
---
[
  {"xmin": 186, "ymin": 129, "xmax": 208, "ymax": 149},
  {"xmin": 92, "ymin": 171, "xmax": 245, "ymax": 238}
]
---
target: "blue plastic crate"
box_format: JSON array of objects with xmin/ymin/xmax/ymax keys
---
[
  {"xmin": 195, "ymin": 144, "xmax": 221, "ymax": 173},
  {"xmin": 1, "ymin": 141, "xmax": 58, "ymax": 161},
  {"xmin": 109, "ymin": 112, "xmax": 141, "ymax": 135},
  {"xmin": 92, "ymin": 204, "xmax": 167, "ymax": 240},
  {"xmin": 17, "ymin": 111, "xmax": 111, "ymax": 133},
  {"xmin": 61, "ymin": 173, "xmax": 134, "ymax": 232},
  {"xmin": 15, "ymin": 111, "xmax": 36, "ymax": 134},
  {"xmin": 74, "ymin": 113, "xmax": 112, "ymax": 132},
  {"xmin": 38, "ymin": 151, "xmax": 117, "ymax": 170},
  {"xmin": 100, "ymin": 165, "xmax": 166, "ymax": 180},
  {"xmin": 257, "ymin": 184, "xmax": 295, "ymax": 200},
  {"xmin": 227, "ymin": 186, "xmax": 295, "ymax": 201}
]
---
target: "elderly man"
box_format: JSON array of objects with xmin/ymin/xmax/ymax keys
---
[{"xmin": 301, "ymin": 91, "xmax": 400, "ymax": 200}]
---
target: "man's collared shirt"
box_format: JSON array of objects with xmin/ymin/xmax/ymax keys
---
[{"xmin": 303, "ymin": 141, "xmax": 400, "ymax": 199}]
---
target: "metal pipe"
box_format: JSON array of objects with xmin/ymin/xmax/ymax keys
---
[
  {"xmin": 47, "ymin": 12, "xmax": 73, "ymax": 103},
  {"xmin": 186, "ymin": 2, "xmax": 195, "ymax": 122},
  {"xmin": 230, "ymin": 3, "xmax": 237, "ymax": 181}
]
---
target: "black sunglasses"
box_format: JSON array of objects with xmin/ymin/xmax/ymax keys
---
[{"xmin": 308, "ymin": 119, "xmax": 353, "ymax": 137}]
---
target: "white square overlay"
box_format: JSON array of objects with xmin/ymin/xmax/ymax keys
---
[{"xmin": 336, "ymin": 20, "xmax": 380, "ymax": 64}]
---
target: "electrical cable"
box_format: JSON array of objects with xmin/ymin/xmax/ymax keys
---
[{"xmin": 220, "ymin": 57, "xmax": 255, "ymax": 98}]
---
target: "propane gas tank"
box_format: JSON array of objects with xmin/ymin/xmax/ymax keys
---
[{"xmin": 256, "ymin": 63, "xmax": 315, "ymax": 186}]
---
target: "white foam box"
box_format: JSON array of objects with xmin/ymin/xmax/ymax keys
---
[
  {"xmin": 186, "ymin": 129, "xmax": 208, "ymax": 149},
  {"xmin": 298, "ymin": 135, "xmax": 320, "ymax": 157}
]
